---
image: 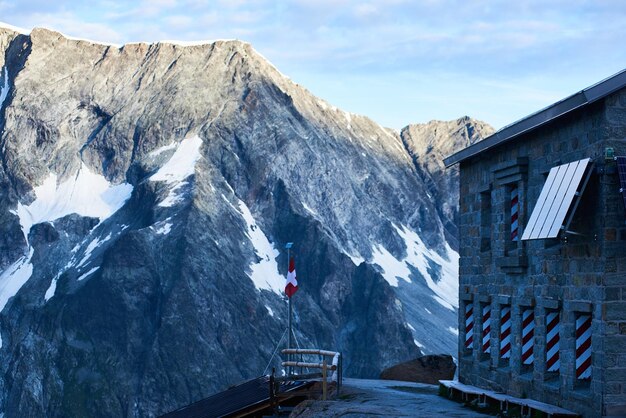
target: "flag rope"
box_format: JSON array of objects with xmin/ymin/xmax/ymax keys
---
[{"xmin": 263, "ymin": 328, "xmax": 288, "ymax": 376}]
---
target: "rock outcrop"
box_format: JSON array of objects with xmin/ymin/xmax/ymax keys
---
[{"xmin": 380, "ymin": 354, "xmax": 456, "ymax": 385}]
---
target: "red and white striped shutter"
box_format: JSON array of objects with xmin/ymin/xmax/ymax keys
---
[
  {"xmin": 521, "ymin": 308, "xmax": 535, "ymax": 365},
  {"xmin": 575, "ymin": 314, "xmax": 592, "ymax": 380},
  {"xmin": 511, "ymin": 187, "xmax": 519, "ymax": 241},
  {"xmin": 482, "ymin": 305, "xmax": 491, "ymax": 354},
  {"xmin": 465, "ymin": 303, "xmax": 474, "ymax": 349},
  {"xmin": 546, "ymin": 311, "xmax": 560, "ymax": 372},
  {"xmin": 499, "ymin": 306, "xmax": 511, "ymax": 359}
]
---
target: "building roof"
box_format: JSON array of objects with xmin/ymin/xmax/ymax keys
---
[
  {"xmin": 444, "ymin": 68, "xmax": 626, "ymax": 167},
  {"xmin": 159, "ymin": 376, "xmax": 313, "ymax": 418}
]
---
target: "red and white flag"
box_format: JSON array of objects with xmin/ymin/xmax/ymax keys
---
[{"xmin": 285, "ymin": 257, "xmax": 298, "ymax": 298}]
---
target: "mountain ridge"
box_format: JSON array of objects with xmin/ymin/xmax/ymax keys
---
[{"xmin": 0, "ymin": 26, "xmax": 492, "ymax": 417}]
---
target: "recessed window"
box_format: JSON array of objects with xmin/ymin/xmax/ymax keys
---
[
  {"xmin": 575, "ymin": 313, "xmax": 592, "ymax": 384},
  {"xmin": 546, "ymin": 310, "xmax": 561, "ymax": 376},
  {"xmin": 521, "ymin": 307, "xmax": 535, "ymax": 373},
  {"xmin": 499, "ymin": 305, "xmax": 511, "ymax": 367}
]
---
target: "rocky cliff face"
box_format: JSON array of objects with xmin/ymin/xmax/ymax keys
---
[
  {"xmin": 0, "ymin": 26, "xmax": 492, "ymax": 417},
  {"xmin": 401, "ymin": 118, "xmax": 494, "ymax": 249}
]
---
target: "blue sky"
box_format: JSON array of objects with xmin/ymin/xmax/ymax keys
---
[{"xmin": 1, "ymin": 0, "xmax": 625, "ymax": 130}]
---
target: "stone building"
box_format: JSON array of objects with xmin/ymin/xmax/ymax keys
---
[{"xmin": 444, "ymin": 69, "xmax": 626, "ymax": 417}]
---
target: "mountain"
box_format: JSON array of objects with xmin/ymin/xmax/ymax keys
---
[
  {"xmin": 0, "ymin": 26, "xmax": 492, "ymax": 417},
  {"xmin": 401, "ymin": 118, "xmax": 495, "ymax": 249}
]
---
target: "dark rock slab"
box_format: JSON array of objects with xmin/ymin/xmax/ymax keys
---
[{"xmin": 380, "ymin": 354, "xmax": 456, "ymax": 385}]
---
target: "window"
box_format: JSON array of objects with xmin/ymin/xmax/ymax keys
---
[
  {"xmin": 464, "ymin": 302, "xmax": 474, "ymax": 353},
  {"xmin": 481, "ymin": 304, "xmax": 491, "ymax": 358},
  {"xmin": 505, "ymin": 183, "xmax": 521, "ymax": 256},
  {"xmin": 546, "ymin": 310, "xmax": 561, "ymax": 375},
  {"xmin": 499, "ymin": 305, "xmax": 511, "ymax": 366},
  {"xmin": 521, "ymin": 308, "xmax": 535, "ymax": 372},
  {"xmin": 575, "ymin": 313, "xmax": 592, "ymax": 382}
]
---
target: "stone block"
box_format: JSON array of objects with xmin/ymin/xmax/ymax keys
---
[
  {"xmin": 516, "ymin": 295, "xmax": 535, "ymax": 307},
  {"xmin": 605, "ymin": 274, "xmax": 626, "ymax": 286},
  {"xmin": 565, "ymin": 300, "xmax": 592, "ymax": 313},
  {"xmin": 618, "ymin": 354, "xmax": 626, "ymax": 367},
  {"xmin": 605, "ymin": 302, "xmax": 626, "ymax": 321},
  {"xmin": 605, "ymin": 382, "xmax": 622, "ymax": 395},
  {"xmin": 477, "ymin": 294, "xmax": 491, "ymax": 303},
  {"xmin": 605, "ymin": 402, "xmax": 626, "ymax": 417},
  {"xmin": 537, "ymin": 298, "xmax": 560, "ymax": 309},
  {"xmin": 605, "ymin": 336, "xmax": 626, "ymax": 354},
  {"xmin": 606, "ymin": 322, "xmax": 620, "ymax": 335},
  {"xmin": 606, "ymin": 228, "xmax": 617, "ymax": 241},
  {"xmin": 495, "ymin": 294, "xmax": 511, "ymax": 304}
]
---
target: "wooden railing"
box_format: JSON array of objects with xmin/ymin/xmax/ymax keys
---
[{"xmin": 281, "ymin": 348, "xmax": 342, "ymax": 400}]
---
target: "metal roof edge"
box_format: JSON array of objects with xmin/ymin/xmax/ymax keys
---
[{"xmin": 444, "ymin": 68, "xmax": 626, "ymax": 168}]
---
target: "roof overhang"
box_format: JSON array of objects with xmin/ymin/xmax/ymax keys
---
[{"xmin": 444, "ymin": 68, "xmax": 626, "ymax": 168}]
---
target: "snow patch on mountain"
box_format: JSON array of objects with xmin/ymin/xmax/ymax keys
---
[
  {"xmin": 236, "ymin": 199, "xmax": 284, "ymax": 294},
  {"xmin": 342, "ymin": 249, "xmax": 364, "ymax": 266},
  {"xmin": 77, "ymin": 266, "xmax": 100, "ymax": 281},
  {"xmin": 12, "ymin": 163, "xmax": 133, "ymax": 244},
  {"xmin": 44, "ymin": 272, "xmax": 62, "ymax": 302},
  {"xmin": 0, "ymin": 248, "xmax": 34, "ymax": 347},
  {"xmin": 0, "ymin": 67, "xmax": 9, "ymax": 109},
  {"xmin": 371, "ymin": 244, "xmax": 412, "ymax": 287},
  {"xmin": 150, "ymin": 135, "xmax": 203, "ymax": 207},
  {"xmin": 370, "ymin": 225, "xmax": 458, "ymax": 311},
  {"xmin": 395, "ymin": 225, "xmax": 458, "ymax": 310},
  {"xmin": 77, "ymin": 233, "xmax": 112, "ymax": 268},
  {"xmin": 302, "ymin": 202, "xmax": 317, "ymax": 215},
  {"xmin": 149, "ymin": 142, "xmax": 178, "ymax": 157},
  {"xmin": 154, "ymin": 222, "xmax": 172, "ymax": 235}
]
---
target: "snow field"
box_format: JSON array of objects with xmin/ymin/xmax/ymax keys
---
[
  {"xmin": 12, "ymin": 163, "xmax": 132, "ymax": 244},
  {"xmin": 150, "ymin": 135, "xmax": 203, "ymax": 207},
  {"xmin": 370, "ymin": 224, "xmax": 458, "ymax": 311},
  {"xmin": 2, "ymin": 164, "xmax": 133, "ymax": 311},
  {"xmin": 236, "ymin": 200, "xmax": 285, "ymax": 295}
]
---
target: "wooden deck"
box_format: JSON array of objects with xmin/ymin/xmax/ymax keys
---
[{"xmin": 439, "ymin": 380, "xmax": 580, "ymax": 418}]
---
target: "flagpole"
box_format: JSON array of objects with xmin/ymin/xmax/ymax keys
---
[{"xmin": 285, "ymin": 242, "xmax": 294, "ymax": 376}]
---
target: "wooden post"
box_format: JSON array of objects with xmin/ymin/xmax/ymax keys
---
[{"xmin": 322, "ymin": 358, "xmax": 327, "ymax": 401}]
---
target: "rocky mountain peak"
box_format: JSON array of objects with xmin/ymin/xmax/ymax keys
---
[
  {"xmin": 400, "ymin": 117, "xmax": 494, "ymax": 248},
  {"xmin": 401, "ymin": 116, "xmax": 493, "ymax": 164},
  {"xmin": 0, "ymin": 26, "xmax": 486, "ymax": 417}
]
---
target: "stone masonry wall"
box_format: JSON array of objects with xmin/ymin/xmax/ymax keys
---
[
  {"xmin": 457, "ymin": 88, "xmax": 626, "ymax": 417},
  {"xmin": 601, "ymin": 88, "xmax": 626, "ymax": 417}
]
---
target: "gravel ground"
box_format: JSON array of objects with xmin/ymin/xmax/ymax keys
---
[{"xmin": 290, "ymin": 378, "xmax": 489, "ymax": 417}]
